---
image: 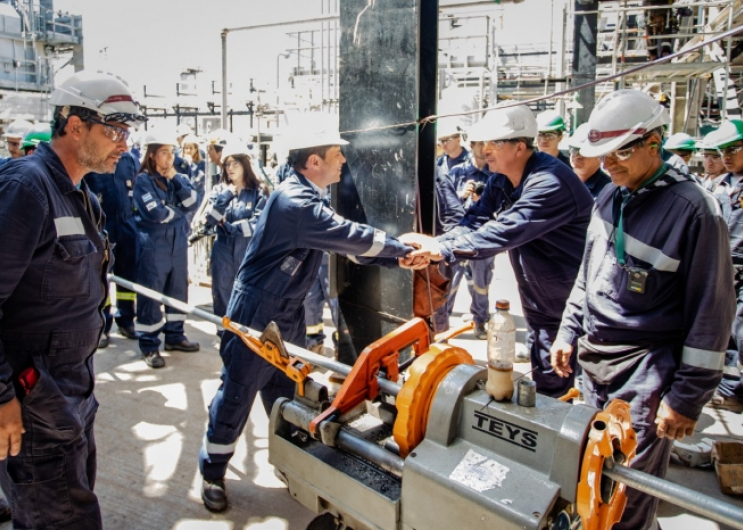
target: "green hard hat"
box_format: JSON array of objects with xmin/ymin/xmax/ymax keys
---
[
  {"xmin": 536, "ymin": 110, "xmax": 566, "ymax": 132},
  {"xmin": 705, "ymin": 119, "xmax": 743, "ymax": 149},
  {"xmin": 22, "ymin": 122, "xmax": 51, "ymax": 150},
  {"xmin": 664, "ymin": 132, "xmax": 696, "ymax": 151}
]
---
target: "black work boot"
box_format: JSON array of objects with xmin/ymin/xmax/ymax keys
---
[
  {"xmin": 164, "ymin": 339, "xmax": 200, "ymax": 352},
  {"xmin": 143, "ymin": 350, "xmax": 165, "ymax": 369},
  {"xmin": 117, "ymin": 325, "xmax": 140, "ymax": 340},
  {"xmin": 201, "ymin": 478, "xmax": 227, "ymax": 512},
  {"xmin": 98, "ymin": 333, "xmax": 110, "ymax": 349}
]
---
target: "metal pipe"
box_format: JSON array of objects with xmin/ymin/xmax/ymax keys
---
[
  {"xmin": 280, "ymin": 400, "xmax": 405, "ymax": 477},
  {"xmin": 723, "ymin": 1, "xmax": 735, "ymax": 118},
  {"xmin": 336, "ymin": 430, "xmax": 404, "ymax": 477},
  {"xmin": 604, "ymin": 465, "xmax": 743, "ymax": 530},
  {"xmin": 107, "ymin": 275, "xmax": 402, "ymax": 397},
  {"xmin": 221, "ymin": 30, "xmax": 228, "ymax": 128}
]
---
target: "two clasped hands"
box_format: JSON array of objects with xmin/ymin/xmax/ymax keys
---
[{"xmin": 396, "ymin": 233, "xmax": 445, "ymax": 270}]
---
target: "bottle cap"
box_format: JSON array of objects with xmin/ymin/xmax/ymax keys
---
[{"xmin": 495, "ymin": 299, "xmax": 510, "ymax": 310}]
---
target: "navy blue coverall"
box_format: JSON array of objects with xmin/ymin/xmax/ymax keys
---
[
  {"xmin": 432, "ymin": 170, "xmax": 466, "ymax": 332},
  {"xmin": 711, "ymin": 173, "xmax": 743, "ymax": 403},
  {"xmin": 133, "ymin": 172, "xmax": 198, "ymax": 353},
  {"xmin": 204, "ymin": 184, "xmax": 266, "ymax": 319},
  {"xmin": 85, "ymin": 151, "xmax": 140, "ymax": 333},
  {"xmin": 583, "ymin": 167, "xmax": 611, "ymax": 200},
  {"xmin": 557, "ymin": 164, "xmax": 734, "ymax": 530},
  {"xmin": 189, "ymin": 159, "xmax": 207, "ymax": 214},
  {"xmin": 199, "ymin": 172, "xmax": 413, "ymax": 480},
  {"xmin": 447, "ymin": 161, "xmax": 497, "ymax": 327},
  {"xmin": 0, "ymin": 143, "xmax": 111, "ymax": 529},
  {"xmin": 438, "ymin": 151, "xmax": 594, "ymax": 397}
]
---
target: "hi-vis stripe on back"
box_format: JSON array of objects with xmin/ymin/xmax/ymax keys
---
[{"xmin": 54, "ymin": 216, "xmax": 86, "ymax": 237}]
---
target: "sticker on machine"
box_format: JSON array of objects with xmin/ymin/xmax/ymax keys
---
[{"xmin": 449, "ymin": 449, "xmax": 509, "ymax": 492}]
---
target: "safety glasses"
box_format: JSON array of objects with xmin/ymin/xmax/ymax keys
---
[
  {"xmin": 438, "ymin": 135, "xmax": 459, "ymax": 145},
  {"xmin": 598, "ymin": 135, "xmax": 651, "ymax": 163},
  {"xmin": 485, "ymin": 139, "xmax": 522, "ymax": 150},
  {"xmin": 717, "ymin": 145, "xmax": 743, "ymax": 158},
  {"xmin": 537, "ymin": 132, "xmax": 560, "ymax": 141},
  {"xmin": 81, "ymin": 117, "xmax": 130, "ymax": 143}
]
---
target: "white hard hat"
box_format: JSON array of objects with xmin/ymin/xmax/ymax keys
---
[
  {"xmin": 221, "ymin": 141, "xmax": 249, "ymax": 162},
  {"xmin": 285, "ymin": 114, "xmax": 348, "ymax": 151},
  {"xmin": 581, "ymin": 89, "xmax": 670, "ymax": 158},
  {"xmin": 567, "ymin": 123, "xmax": 591, "ymax": 150},
  {"xmin": 175, "ymin": 123, "xmax": 192, "ymax": 137},
  {"xmin": 664, "ymin": 132, "xmax": 696, "ymax": 151},
  {"xmin": 704, "ymin": 120, "xmax": 743, "ymax": 149},
  {"xmin": 536, "ymin": 110, "xmax": 566, "ymax": 132},
  {"xmin": 467, "ymin": 103, "xmax": 537, "ymax": 142},
  {"xmin": 437, "ymin": 118, "xmax": 462, "ymax": 139},
  {"xmin": 3, "ymin": 119, "xmax": 33, "ymax": 139},
  {"xmin": 50, "ymin": 70, "xmax": 146, "ymax": 126},
  {"xmin": 143, "ymin": 130, "xmax": 177, "ymax": 147},
  {"xmin": 207, "ymin": 128, "xmax": 239, "ymax": 146},
  {"xmin": 181, "ymin": 134, "xmax": 200, "ymax": 145}
]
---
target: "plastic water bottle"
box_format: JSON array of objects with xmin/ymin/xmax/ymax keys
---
[{"xmin": 486, "ymin": 299, "xmax": 516, "ymax": 401}]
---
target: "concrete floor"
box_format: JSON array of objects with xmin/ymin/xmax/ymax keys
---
[{"xmin": 2, "ymin": 253, "xmax": 741, "ymax": 530}]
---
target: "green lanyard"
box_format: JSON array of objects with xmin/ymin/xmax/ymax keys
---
[{"xmin": 614, "ymin": 163, "xmax": 667, "ymax": 267}]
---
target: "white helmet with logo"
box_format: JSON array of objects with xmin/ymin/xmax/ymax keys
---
[
  {"xmin": 3, "ymin": 119, "xmax": 33, "ymax": 139},
  {"xmin": 50, "ymin": 70, "xmax": 146, "ymax": 126},
  {"xmin": 581, "ymin": 89, "xmax": 669, "ymax": 158},
  {"xmin": 467, "ymin": 103, "xmax": 537, "ymax": 142}
]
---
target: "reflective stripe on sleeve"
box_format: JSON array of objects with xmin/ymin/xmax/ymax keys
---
[
  {"xmin": 234, "ymin": 220, "xmax": 252, "ymax": 237},
  {"xmin": 166, "ymin": 313, "xmax": 187, "ymax": 322},
  {"xmin": 207, "ymin": 205, "xmax": 225, "ymax": 222},
  {"xmin": 135, "ymin": 319, "xmax": 166, "ymax": 333},
  {"xmin": 681, "ymin": 346, "xmax": 725, "ymax": 371},
  {"xmin": 182, "ymin": 189, "xmax": 198, "ymax": 207},
  {"xmin": 203, "ymin": 436, "xmax": 237, "ymax": 456},
  {"xmin": 161, "ymin": 206, "xmax": 176, "ymax": 223},
  {"xmin": 359, "ymin": 229, "xmax": 386, "ymax": 257},
  {"xmin": 54, "ymin": 216, "xmax": 86, "ymax": 237}
]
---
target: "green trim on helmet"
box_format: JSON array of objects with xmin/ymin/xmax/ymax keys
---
[
  {"xmin": 21, "ymin": 124, "xmax": 51, "ymax": 150},
  {"xmin": 664, "ymin": 138, "xmax": 696, "ymax": 151},
  {"xmin": 708, "ymin": 119, "xmax": 743, "ymax": 148},
  {"xmin": 538, "ymin": 117, "xmax": 565, "ymax": 132}
]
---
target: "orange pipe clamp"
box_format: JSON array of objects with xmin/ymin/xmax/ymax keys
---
[
  {"xmin": 577, "ymin": 399, "xmax": 638, "ymax": 530},
  {"xmin": 309, "ymin": 317, "xmax": 432, "ymax": 436},
  {"xmin": 222, "ymin": 316, "xmax": 312, "ymax": 397}
]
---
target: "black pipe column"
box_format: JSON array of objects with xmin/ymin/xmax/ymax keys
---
[
  {"xmin": 572, "ymin": 0, "xmax": 598, "ymax": 125},
  {"xmin": 333, "ymin": 0, "xmax": 438, "ymax": 360}
]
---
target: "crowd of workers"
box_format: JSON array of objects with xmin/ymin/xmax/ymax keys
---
[{"xmin": 0, "ymin": 67, "xmax": 740, "ymax": 530}]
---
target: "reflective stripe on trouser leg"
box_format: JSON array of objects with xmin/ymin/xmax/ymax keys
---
[
  {"xmin": 468, "ymin": 256, "xmax": 495, "ymax": 325},
  {"xmin": 582, "ymin": 349, "xmax": 676, "ymax": 530},
  {"xmin": 199, "ymin": 338, "xmax": 295, "ymax": 481}
]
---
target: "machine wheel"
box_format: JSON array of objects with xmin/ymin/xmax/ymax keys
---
[
  {"xmin": 306, "ymin": 512, "xmax": 348, "ymax": 530},
  {"xmin": 393, "ymin": 343, "xmax": 474, "ymax": 457}
]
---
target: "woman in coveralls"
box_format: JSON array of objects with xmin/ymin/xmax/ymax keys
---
[
  {"xmin": 204, "ymin": 142, "xmax": 267, "ymax": 322},
  {"xmin": 182, "ymin": 134, "xmax": 207, "ymax": 211},
  {"xmin": 133, "ymin": 132, "xmax": 200, "ymax": 368}
]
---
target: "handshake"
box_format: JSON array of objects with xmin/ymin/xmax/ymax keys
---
[{"xmin": 397, "ymin": 232, "xmax": 444, "ymax": 270}]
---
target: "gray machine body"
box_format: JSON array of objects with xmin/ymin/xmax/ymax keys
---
[{"xmin": 269, "ymin": 365, "xmax": 598, "ymax": 530}]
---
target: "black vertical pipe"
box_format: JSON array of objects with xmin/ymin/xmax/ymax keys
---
[{"xmin": 572, "ymin": 0, "xmax": 598, "ymax": 125}]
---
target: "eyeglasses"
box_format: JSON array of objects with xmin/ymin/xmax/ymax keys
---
[
  {"xmin": 717, "ymin": 145, "xmax": 743, "ymax": 157},
  {"xmin": 438, "ymin": 135, "xmax": 459, "ymax": 145},
  {"xmin": 485, "ymin": 139, "xmax": 522, "ymax": 150},
  {"xmin": 224, "ymin": 160, "xmax": 241, "ymax": 169},
  {"xmin": 538, "ymin": 132, "xmax": 560, "ymax": 141},
  {"xmin": 81, "ymin": 117, "xmax": 130, "ymax": 143},
  {"xmin": 599, "ymin": 144, "xmax": 643, "ymax": 163}
]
